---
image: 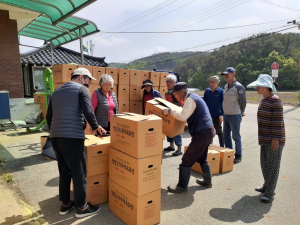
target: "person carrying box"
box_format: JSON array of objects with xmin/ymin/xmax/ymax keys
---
[
  {"xmin": 46, "ymin": 68, "xmax": 106, "ymax": 218},
  {"xmin": 163, "ymin": 74, "xmax": 184, "ymax": 156},
  {"xmin": 162, "ymin": 82, "xmax": 215, "ymax": 193}
]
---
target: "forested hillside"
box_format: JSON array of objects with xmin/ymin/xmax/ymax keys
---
[
  {"xmin": 174, "ymin": 33, "xmax": 300, "ymax": 90},
  {"xmin": 109, "ymin": 51, "xmax": 207, "ymax": 71}
]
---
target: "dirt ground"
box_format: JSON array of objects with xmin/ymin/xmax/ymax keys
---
[{"xmin": 195, "ymin": 91, "xmax": 300, "ymax": 106}]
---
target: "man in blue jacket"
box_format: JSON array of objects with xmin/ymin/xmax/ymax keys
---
[
  {"xmin": 162, "ymin": 82, "xmax": 215, "ymax": 193},
  {"xmin": 203, "ymin": 75, "xmax": 224, "ymax": 147}
]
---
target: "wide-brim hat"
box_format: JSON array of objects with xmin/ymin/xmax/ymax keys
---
[
  {"xmin": 247, "ymin": 74, "xmax": 277, "ymax": 93},
  {"xmin": 141, "ymin": 79, "xmax": 153, "ymax": 89}
]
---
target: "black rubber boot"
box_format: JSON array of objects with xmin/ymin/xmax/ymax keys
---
[
  {"xmin": 196, "ymin": 164, "xmax": 212, "ymax": 188},
  {"xmin": 167, "ymin": 165, "xmax": 191, "ymax": 193}
]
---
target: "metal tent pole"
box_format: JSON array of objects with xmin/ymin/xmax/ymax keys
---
[{"xmin": 79, "ymin": 28, "xmax": 84, "ymax": 65}]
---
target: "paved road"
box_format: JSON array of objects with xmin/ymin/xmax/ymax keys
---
[{"xmin": 0, "ymin": 104, "xmax": 300, "ymax": 225}]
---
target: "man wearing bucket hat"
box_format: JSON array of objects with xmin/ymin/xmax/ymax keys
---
[
  {"xmin": 162, "ymin": 82, "xmax": 215, "ymax": 193},
  {"xmin": 221, "ymin": 67, "xmax": 247, "ymax": 164},
  {"xmin": 247, "ymin": 74, "xmax": 285, "ymax": 203},
  {"xmin": 47, "ymin": 67, "xmax": 105, "ymax": 218}
]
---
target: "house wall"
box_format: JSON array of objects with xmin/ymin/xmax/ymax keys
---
[{"xmin": 0, "ymin": 10, "xmax": 24, "ymax": 98}]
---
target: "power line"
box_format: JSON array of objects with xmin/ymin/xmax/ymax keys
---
[
  {"xmin": 97, "ymin": 0, "xmax": 252, "ymax": 55},
  {"xmin": 144, "ymin": 25, "xmax": 297, "ymax": 66},
  {"xmin": 259, "ymin": 0, "xmax": 300, "ymax": 12},
  {"xmin": 93, "ymin": 0, "xmax": 242, "ymax": 54},
  {"xmin": 98, "ymin": 19, "xmax": 298, "ymax": 33},
  {"xmin": 97, "ymin": 0, "xmax": 152, "ymax": 26},
  {"xmin": 114, "ymin": 24, "xmax": 295, "ymax": 64}
]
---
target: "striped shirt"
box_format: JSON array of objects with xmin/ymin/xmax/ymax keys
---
[{"xmin": 257, "ymin": 95, "xmax": 285, "ymax": 146}]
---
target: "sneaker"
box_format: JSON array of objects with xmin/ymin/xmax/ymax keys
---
[
  {"xmin": 59, "ymin": 201, "xmax": 74, "ymax": 216},
  {"xmin": 172, "ymin": 150, "xmax": 183, "ymax": 156},
  {"xmin": 75, "ymin": 203, "xmax": 100, "ymax": 218},
  {"xmin": 261, "ymin": 194, "xmax": 274, "ymax": 203},
  {"xmin": 234, "ymin": 155, "xmax": 242, "ymax": 164},
  {"xmin": 164, "ymin": 146, "xmax": 175, "ymax": 151}
]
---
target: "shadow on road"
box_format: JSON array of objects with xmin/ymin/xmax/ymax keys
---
[{"xmin": 209, "ymin": 195, "xmax": 272, "ymax": 223}]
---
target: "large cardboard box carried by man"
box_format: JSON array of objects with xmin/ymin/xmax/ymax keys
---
[
  {"xmin": 109, "ymin": 179, "xmax": 161, "ymax": 225},
  {"xmin": 145, "ymin": 98, "xmax": 186, "ymax": 138}
]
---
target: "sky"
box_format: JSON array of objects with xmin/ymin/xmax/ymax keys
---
[{"xmin": 19, "ymin": 0, "xmax": 300, "ymax": 63}]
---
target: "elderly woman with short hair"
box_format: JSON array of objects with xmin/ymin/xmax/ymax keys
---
[
  {"xmin": 91, "ymin": 74, "xmax": 118, "ymax": 132},
  {"xmin": 203, "ymin": 75, "xmax": 224, "ymax": 147},
  {"xmin": 164, "ymin": 74, "xmax": 184, "ymax": 156}
]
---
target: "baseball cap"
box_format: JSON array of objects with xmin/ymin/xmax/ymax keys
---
[
  {"xmin": 170, "ymin": 82, "xmax": 188, "ymax": 94},
  {"xmin": 72, "ymin": 67, "xmax": 96, "ymax": 80},
  {"xmin": 246, "ymin": 74, "xmax": 277, "ymax": 93},
  {"xmin": 221, "ymin": 67, "xmax": 235, "ymax": 75},
  {"xmin": 141, "ymin": 79, "xmax": 153, "ymax": 89}
]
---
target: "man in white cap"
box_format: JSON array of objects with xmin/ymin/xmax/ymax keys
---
[{"xmin": 47, "ymin": 67, "xmax": 106, "ymax": 218}]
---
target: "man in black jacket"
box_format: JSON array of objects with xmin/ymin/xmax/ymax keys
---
[{"xmin": 46, "ymin": 68, "xmax": 106, "ymax": 218}]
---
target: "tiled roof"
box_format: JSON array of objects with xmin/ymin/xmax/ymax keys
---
[{"xmin": 21, "ymin": 44, "xmax": 108, "ymax": 67}]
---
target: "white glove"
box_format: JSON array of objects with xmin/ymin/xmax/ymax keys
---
[{"xmin": 162, "ymin": 109, "xmax": 170, "ymax": 115}]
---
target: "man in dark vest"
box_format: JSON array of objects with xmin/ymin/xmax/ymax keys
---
[
  {"xmin": 46, "ymin": 68, "xmax": 106, "ymax": 218},
  {"xmin": 162, "ymin": 82, "xmax": 215, "ymax": 193}
]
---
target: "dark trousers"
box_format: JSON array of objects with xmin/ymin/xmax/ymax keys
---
[
  {"xmin": 182, "ymin": 126, "xmax": 215, "ymax": 167},
  {"xmin": 260, "ymin": 142, "xmax": 284, "ymax": 196},
  {"xmin": 51, "ymin": 137, "xmax": 86, "ymax": 208}
]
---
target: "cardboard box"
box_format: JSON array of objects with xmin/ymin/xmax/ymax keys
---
[
  {"xmin": 140, "ymin": 71, "xmax": 150, "ymax": 86},
  {"xmin": 109, "ymin": 179, "xmax": 161, "ymax": 225},
  {"xmin": 85, "ymin": 135, "xmax": 110, "ymax": 177},
  {"xmin": 130, "ymin": 86, "xmax": 141, "ymax": 101},
  {"xmin": 92, "ymin": 66, "xmax": 105, "ymax": 84},
  {"xmin": 184, "ymin": 147, "xmax": 220, "ymax": 175},
  {"xmin": 119, "ymin": 69, "xmax": 130, "ymax": 85},
  {"xmin": 40, "ymin": 103, "xmax": 47, "ymax": 120},
  {"xmin": 110, "ymin": 113, "xmax": 162, "ymax": 159},
  {"xmin": 89, "ymin": 84, "xmax": 99, "ymax": 97},
  {"xmin": 152, "ymin": 86, "xmax": 159, "ymax": 92},
  {"xmin": 159, "ymin": 87, "xmax": 167, "ymax": 99},
  {"xmin": 130, "ymin": 70, "xmax": 140, "ymax": 86},
  {"xmin": 150, "ymin": 72, "xmax": 160, "ymax": 86},
  {"xmin": 106, "ymin": 67, "xmax": 118, "ymax": 84},
  {"xmin": 78, "ymin": 65, "xmax": 93, "ymax": 74},
  {"xmin": 118, "ymin": 85, "xmax": 130, "ymax": 101},
  {"xmin": 111, "ymin": 84, "xmax": 118, "ymax": 98},
  {"xmin": 52, "ymin": 64, "xmax": 77, "ymax": 83},
  {"xmin": 145, "ymin": 98, "xmax": 186, "ymax": 138},
  {"xmin": 209, "ymin": 145, "xmax": 234, "ymax": 173},
  {"xmin": 160, "ymin": 72, "xmax": 168, "ymax": 87},
  {"xmin": 86, "ymin": 173, "xmax": 108, "ymax": 205},
  {"xmin": 53, "ymin": 83, "xmax": 65, "ymax": 90},
  {"xmin": 118, "ymin": 101, "xmax": 130, "ymax": 114},
  {"xmin": 130, "ymin": 101, "xmax": 143, "ymax": 115},
  {"xmin": 109, "ymin": 147, "xmax": 161, "ymax": 196},
  {"xmin": 34, "ymin": 93, "xmax": 47, "ymax": 104}
]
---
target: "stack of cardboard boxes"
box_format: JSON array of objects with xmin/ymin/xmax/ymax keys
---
[
  {"xmin": 50, "ymin": 64, "xmax": 170, "ymax": 117},
  {"xmin": 34, "ymin": 93, "xmax": 47, "ymax": 121},
  {"xmin": 184, "ymin": 145, "xmax": 235, "ymax": 175},
  {"xmin": 81, "ymin": 135, "xmax": 111, "ymax": 205},
  {"xmin": 108, "ymin": 113, "xmax": 162, "ymax": 225}
]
